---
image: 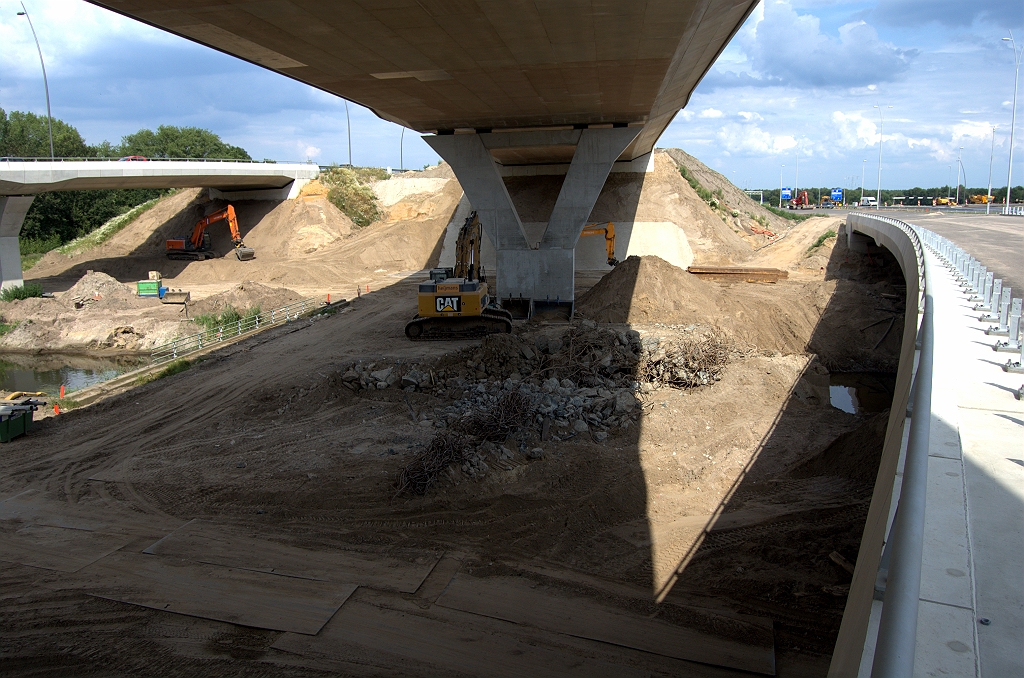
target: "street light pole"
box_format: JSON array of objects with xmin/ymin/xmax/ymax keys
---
[
  {"xmin": 861, "ymin": 160, "xmax": 866, "ymax": 204},
  {"xmin": 399, "ymin": 127, "xmax": 404, "ymax": 171},
  {"xmin": 947, "ymin": 166, "xmax": 952, "ymax": 199},
  {"xmin": 873, "ymin": 104, "xmax": 892, "ymax": 209},
  {"xmin": 956, "ymin": 146, "xmax": 964, "ymax": 204},
  {"xmin": 988, "ymin": 126, "xmax": 996, "ymax": 215},
  {"xmin": 344, "ymin": 100, "xmax": 352, "ymax": 166},
  {"xmin": 17, "ymin": 2, "xmax": 53, "ymax": 159},
  {"xmin": 1003, "ymin": 32, "xmax": 1022, "ymax": 213},
  {"xmin": 779, "ymin": 164, "xmax": 785, "ymax": 208}
]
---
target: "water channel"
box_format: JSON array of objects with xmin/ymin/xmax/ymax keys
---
[
  {"xmin": 829, "ymin": 372, "xmax": 897, "ymax": 414},
  {"xmin": 0, "ymin": 354, "xmax": 149, "ymax": 397}
]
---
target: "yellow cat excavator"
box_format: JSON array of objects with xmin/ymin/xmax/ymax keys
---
[
  {"xmin": 405, "ymin": 212, "xmax": 512, "ymax": 340},
  {"xmin": 166, "ymin": 204, "xmax": 255, "ymax": 261}
]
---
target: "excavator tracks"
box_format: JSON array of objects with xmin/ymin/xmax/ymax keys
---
[{"xmin": 405, "ymin": 308, "xmax": 512, "ymax": 341}]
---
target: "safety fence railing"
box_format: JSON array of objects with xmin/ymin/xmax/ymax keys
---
[
  {"xmin": 1003, "ymin": 205, "xmax": 1024, "ymax": 216},
  {"xmin": 834, "ymin": 213, "xmax": 1023, "ymax": 677},
  {"xmin": 0, "ymin": 156, "xmax": 317, "ymax": 165},
  {"xmin": 150, "ymin": 297, "xmax": 321, "ymax": 365}
]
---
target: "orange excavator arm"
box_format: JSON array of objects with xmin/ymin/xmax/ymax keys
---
[
  {"xmin": 190, "ymin": 205, "xmax": 244, "ymax": 249},
  {"xmin": 580, "ymin": 222, "xmax": 618, "ymax": 266}
]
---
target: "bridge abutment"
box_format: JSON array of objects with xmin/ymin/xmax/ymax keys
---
[
  {"xmin": 0, "ymin": 196, "xmax": 35, "ymax": 290},
  {"xmin": 426, "ymin": 127, "xmax": 639, "ymax": 317}
]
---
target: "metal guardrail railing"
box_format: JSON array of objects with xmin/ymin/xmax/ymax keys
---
[
  {"xmin": 150, "ymin": 297, "xmax": 320, "ymax": 365},
  {"xmin": 1003, "ymin": 205, "xmax": 1024, "ymax": 216},
  {"xmin": 0, "ymin": 156, "xmax": 318, "ymax": 165},
  {"xmin": 839, "ymin": 213, "xmax": 1023, "ymax": 677}
]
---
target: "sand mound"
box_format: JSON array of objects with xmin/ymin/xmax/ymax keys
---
[
  {"xmin": 577, "ymin": 255, "xmax": 828, "ymax": 354},
  {"xmin": 233, "ymin": 197, "xmax": 354, "ymax": 258},
  {"xmin": 58, "ymin": 272, "xmax": 150, "ymax": 312},
  {"xmin": 790, "ymin": 410, "xmax": 889, "ymax": 485},
  {"xmin": 188, "ymin": 282, "xmax": 304, "ymax": 316},
  {"xmin": 577, "ymin": 255, "xmax": 720, "ymax": 324}
]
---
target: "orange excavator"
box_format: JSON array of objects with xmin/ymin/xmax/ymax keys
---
[
  {"xmin": 581, "ymin": 222, "xmax": 619, "ymax": 266},
  {"xmin": 166, "ymin": 204, "xmax": 255, "ymax": 261}
]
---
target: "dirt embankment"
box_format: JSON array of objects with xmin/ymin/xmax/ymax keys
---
[{"xmin": 28, "ymin": 167, "xmax": 464, "ymax": 293}]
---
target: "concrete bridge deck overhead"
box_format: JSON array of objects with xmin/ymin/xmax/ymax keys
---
[
  {"xmin": 88, "ymin": 0, "xmax": 757, "ymax": 165},
  {"xmin": 0, "ymin": 160, "xmax": 319, "ymax": 196},
  {"xmin": 84, "ymin": 0, "xmax": 758, "ymax": 312}
]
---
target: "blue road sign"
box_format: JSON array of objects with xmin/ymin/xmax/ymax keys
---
[
  {"xmin": 831, "ymin": 188, "xmax": 844, "ymax": 202},
  {"xmin": 781, "ymin": 188, "xmax": 792, "ymax": 200}
]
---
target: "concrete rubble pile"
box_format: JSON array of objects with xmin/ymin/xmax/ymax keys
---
[{"xmin": 337, "ymin": 319, "xmax": 735, "ymax": 492}]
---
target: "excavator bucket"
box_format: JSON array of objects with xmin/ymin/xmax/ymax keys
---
[{"xmin": 235, "ymin": 247, "xmax": 256, "ymax": 261}]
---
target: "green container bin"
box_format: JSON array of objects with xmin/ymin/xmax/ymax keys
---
[
  {"xmin": 137, "ymin": 280, "xmax": 161, "ymax": 297},
  {"xmin": 0, "ymin": 411, "xmax": 32, "ymax": 443}
]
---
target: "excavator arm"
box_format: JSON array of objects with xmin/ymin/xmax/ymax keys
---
[
  {"xmin": 454, "ymin": 212, "xmax": 483, "ymax": 281},
  {"xmin": 190, "ymin": 205, "xmax": 245, "ymax": 249},
  {"xmin": 581, "ymin": 222, "xmax": 618, "ymax": 267}
]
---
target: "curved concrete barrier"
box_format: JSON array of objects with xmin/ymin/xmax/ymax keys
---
[{"xmin": 829, "ymin": 213, "xmax": 929, "ymax": 677}]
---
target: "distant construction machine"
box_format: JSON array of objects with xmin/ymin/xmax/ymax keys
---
[
  {"xmin": 788, "ymin": 191, "xmax": 813, "ymax": 210},
  {"xmin": 166, "ymin": 204, "xmax": 255, "ymax": 261},
  {"xmin": 405, "ymin": 212, "xmax": 512, "ymax": 341},
  {"xmin": 580, "ymin": 222, "xmax": 619, "ymax": 266}
]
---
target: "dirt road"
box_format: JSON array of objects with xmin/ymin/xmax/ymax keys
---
[{"xmin": 0, "ymin": 213, "xmax": 907, "ymax": 676}]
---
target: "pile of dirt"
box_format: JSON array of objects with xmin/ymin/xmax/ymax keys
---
[
  {"xmin": 187, "ymin": 282, "xmax": 304, "ymax": 316},
  {"xmin": 576, "ymin": 255, "xmax": 721, "ymax": 325},
  {"xmin": 57, "ymin": 272, "xmax": 150, "ymax": 311},
  {"xmin": 231, "ymin": 197, "xmax": 354, "ymax": 259}
]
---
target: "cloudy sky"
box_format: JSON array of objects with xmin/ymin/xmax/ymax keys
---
[{"xmin": 0, "ymin": 0, "xmax": 1021, "ymax": 190}]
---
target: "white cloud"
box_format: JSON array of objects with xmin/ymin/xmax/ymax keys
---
[
  {"xmin": 735, "ymin": 1, "xmax": 915, "ymax": 88},
  {"xmin": 699, "ymin": 108, "xmax": 723, "ymax": 118},
  {"xmin": 716, "ymin": 123, "xmax": 797, "ymax": 155},
  {"xmin": 832, "ymin": 111, "xmax": 880, "ymax": 149},
  {"xmin": 738, "ymin": 111, "xmax": 763, "ymax": 121},
  {"xmin": 301, "ymin": 143, "xmax": 322, "ymax": 159},
  {"xmin": 951, "ymin": 121, "xmax": 994, "ymax": 141}
]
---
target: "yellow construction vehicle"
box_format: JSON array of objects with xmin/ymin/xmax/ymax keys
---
[
  {"xmin": 580, "ymin": 222, "xmax": 618, "ymax": 266},
  {"xmin": 970, "ymin": 194, "xmax": 993, "ymax": 204},
  {"xmin": 405, "ymin": 212, "xmax": 512, "ymax": 340}
]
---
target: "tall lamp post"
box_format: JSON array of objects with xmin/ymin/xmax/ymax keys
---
[
  {"xmin": 988, "ymin": 126, "xmax": 996, "ymax": 215},
  {"xmin": 955, "ymin": 146, "xmax": 964, "ymax": 204},
  {"xmin": 17, "ymin": 2, "xmax": 54, "ymax": 159},
  {"xmin": 399, "ymin": 127, "xmax": 404, "ymax": 171},
  {"xmin": 873, "ymin": 104, "xmax": 892, "ymax": 209},
  {"xmin": 779, "ymin": 164, "xmax": 785, "ymax": 208},
  {"xmin": 344, "ymin": 100, "xmax": 352, "ymax": 166},
  {"xmin": 1003, "ymin": 33, "xmax": 1023, "ymax": 212},
  {"xmin": 861, "ymin": 160, "xmax": 867, "ymax": 204}
]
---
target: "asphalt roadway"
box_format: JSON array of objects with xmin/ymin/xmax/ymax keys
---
[
  {"xmin": 900, "ymin": 212, "xmax": 1023, "ymax": 296},
  {"xmin": 809, "ymin": 209, "xmax": 1022, "ymax": 296}
]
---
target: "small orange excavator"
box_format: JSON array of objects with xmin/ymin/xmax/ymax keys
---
[
  {"xmin": 166, "ymin": 204, "xmax": 255, "ymax": 261},
  {"xmin": 581, "ymin": 222, "xmax": 619, "ymax": 266}
]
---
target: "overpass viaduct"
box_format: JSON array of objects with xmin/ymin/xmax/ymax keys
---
[
  {"xmin": 0, "ymin": 160, "xmax": 318, "ymax": 288},
  {"xmin": 88, "ymin": 0, "xmax": 759, "ymax": 315}
]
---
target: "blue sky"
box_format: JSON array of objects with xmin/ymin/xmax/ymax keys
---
[{"xmin": 1, "ymin": 0, "xmax": 1022, "ymax": 189}]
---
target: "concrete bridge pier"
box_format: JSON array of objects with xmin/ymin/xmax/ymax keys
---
[
  {"xmin": 0, "ymin": 196, "xmax": 35, "ymax": 290},
  {"xmin": 426, "ymin": 126, "xmax": 640, "ymax": 318}
]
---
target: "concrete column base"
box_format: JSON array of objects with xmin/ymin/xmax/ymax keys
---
[
  {"xmin": 0, "ymin": 196, "xmax": 35, "ymax": 290},
  {"xmin": 495, "ymin": 248, "xmax": 574, "ymax": 317}
]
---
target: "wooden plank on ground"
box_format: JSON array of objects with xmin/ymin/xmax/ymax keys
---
[
  {"xmin": 81, "ymin": 551, "xmax": 354, "ymax": 635},
  {"xmin": 687, "ymin": 266, "xmax": 788, "ymax": 283},
  {"xmin": 0, "ymin": 524, "xmax": 131, "ymax": 572},
  {"xmin": 142, "ymin": 519, "xmax": 439, "ymax": 593},
  {"xmin": 271, "ymin": 597, "xmax": 644, "ymax": 678},
  {"xmin": 435, "ymin": 573, "xmax": 776, "ymax": 675}
]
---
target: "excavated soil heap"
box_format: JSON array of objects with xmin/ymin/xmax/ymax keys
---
[
  {"xmin": 576, "ymin": 255, "xmax": 828, "ymax": 355},
  {"xmin": 187, "ymin": 281, "xmax": 305, "ymax": 316},
  {"xmin": 576, "ymin": 255, "xmax": 721, "ymax": 325}
]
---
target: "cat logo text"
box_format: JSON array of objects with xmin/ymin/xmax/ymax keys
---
[{"xmin": 435, "ymin": 296, "xmax": 461, "ymax": 313}]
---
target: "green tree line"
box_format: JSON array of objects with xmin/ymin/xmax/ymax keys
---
[{"xmin": 1, "ymin": 109, "xmax": 250, "ymax": 260}]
